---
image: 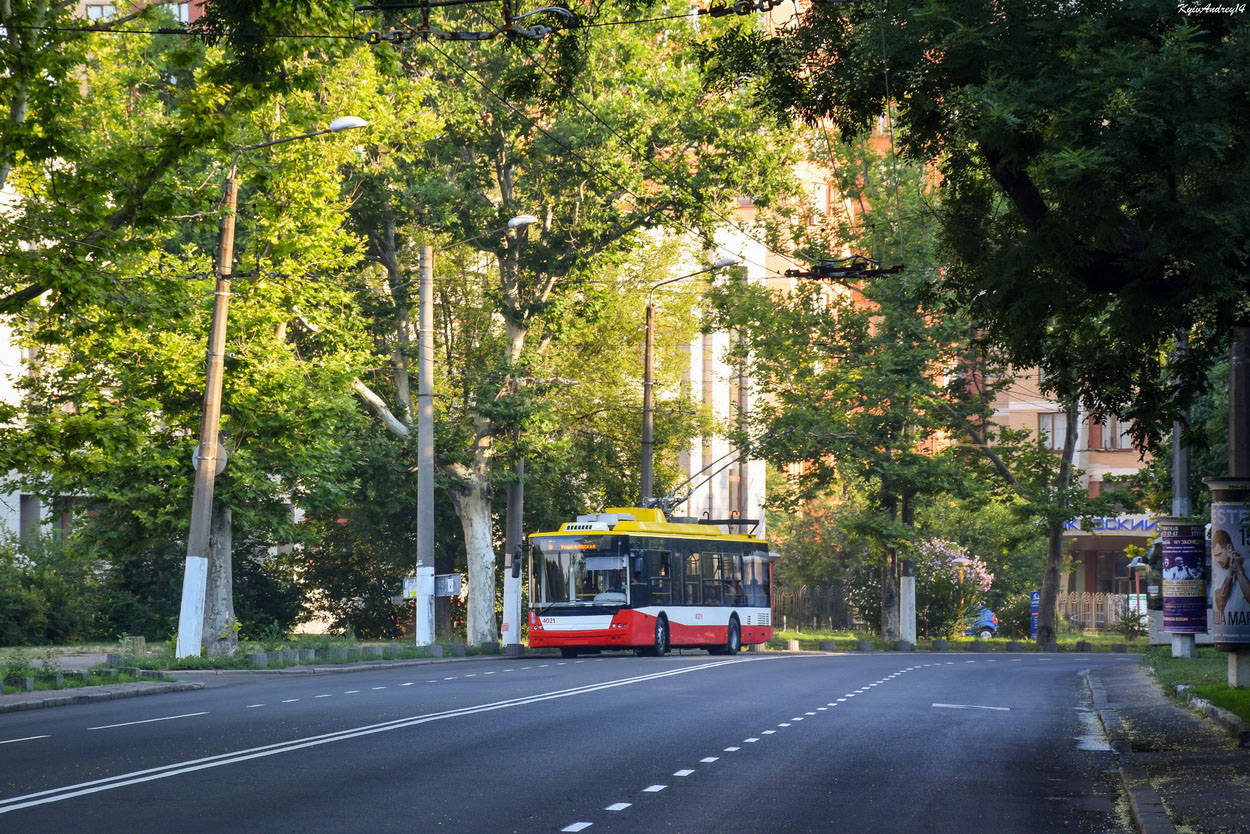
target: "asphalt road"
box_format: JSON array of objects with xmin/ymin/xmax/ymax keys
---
[{"xmin": 0, "ymin": 652, "xmax": 1139, "ymax": 833}]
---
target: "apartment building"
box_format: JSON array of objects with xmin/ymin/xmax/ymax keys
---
[{"xmin": 991, "ymin": 369, "xmax": 1155, "ymax": 596}]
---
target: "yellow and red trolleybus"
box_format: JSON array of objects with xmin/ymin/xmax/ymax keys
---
[{"xmin": 526, "ymin": 507, "xmax": 775, "ymax": 657}]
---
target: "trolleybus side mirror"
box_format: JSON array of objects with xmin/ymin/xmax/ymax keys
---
[
  {"xmin": 512, "ymin": 545, "xmax": 523, "ymax": 579},
  {"xmin": 631, "ymin": 554, "xmax": 645, "ymax": 576}
]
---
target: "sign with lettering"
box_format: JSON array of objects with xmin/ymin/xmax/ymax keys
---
[
  {"xmin": 1062, "ymin": 516, "xmax": 1157, "ymax": 534},
  {"xmin": 1159, "ymin": 518, "xmax": 1207, "ymax": 634},
  {"xmin": 1207, "ymin": 480, "xmax": 1250, "ymax": 647}
]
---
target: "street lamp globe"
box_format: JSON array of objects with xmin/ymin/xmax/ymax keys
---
[
  {"xmin": 328, "ymin": 116, "xmax": 369, "ymax": 133},
  {"xmin": 508, "ymin": 214, "xmax": 540, "ymax": 229}
]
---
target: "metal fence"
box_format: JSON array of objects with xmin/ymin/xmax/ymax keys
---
[
  {"xmin": 771, "ymin": 585, "xmax": 861, "ymax": 632},
  {"xmin": 1055, "ymin": 591, "xmax": 1132, "ymax": 632},
  {"xmin": 774, "ymin": 587, "xmax": 1134, "ymax": 634}
]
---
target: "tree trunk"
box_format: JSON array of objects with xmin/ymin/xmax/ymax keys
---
[
  {"xmin": 880, "ymin": 552, "xmax": 901, "ymax": 641},
  {"xmin": 448, "ymin": 472, "xmax": 498, "ymax": 647},
  {"xmin": 201, "ymin": 501, "xmax": 238, "ymax": 657},
  {"xmin": 1036, "ymin": 403, "xmax": 1079, "ymax": 645}
]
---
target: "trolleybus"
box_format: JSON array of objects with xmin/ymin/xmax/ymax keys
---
[{"xmin": 527, "ymin": 507, "xmax": 775, "ymax": 656}]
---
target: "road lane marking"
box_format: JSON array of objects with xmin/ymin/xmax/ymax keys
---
[
  {"xmin": 346, "ymin": 690, "xmax": 361, "ymax": 694},
  {"xmin": 674, "ymin": 770, "xmax": 694, "ymax": 777},
  {"xmin": 0, "ymin": 736, "xmax": 49, "ymax": 745},
  {"xmin": 778, "ymin": 723, "xmax": 790, "ymax": 727},
  {"xmin": 88, "ymin": 712, "xmax": 208, "ymax": 731},
  {"xmin": 724, "ymin": 746, "xmax": 740, "ymax": 752},
  {"xmin": 282, "ymin": 699, "xmax": 299, "ymax": 703},
  {"xmin": 246, "ymin": 704, "xmax": 264, "ymax": 709},
  {"xmin": 605, "ymin": 803, "xmax": 631, "ymax": 811},
  {"xmin": 315, "ymin": 695, "xmax": 332, "ymax": 699},
  {"xmin": 762, "ymin": 730, "xmax": 776, "ymax": 734},
  {"xmin": 643, "ymin": 785, "xmax": 666, "ymax": 792},
  {"xmin": 562, "ymin": 823, "xmax": 593, "ymax": 832},
  {"xmin": 932, "ymin": 703, "xmax": 1010, "ymax": 711},
  {"xmin": 744, "ymin": 737, "xmax": 760, "ymax": 742},
  {"xmin": 371, "ymin": 687, "xmax": 386, "ymax": 690},
  {"xmin": 1, "ymin": 657, "xmax": 764, "ymax": 814},
  {"xmin": 401, "ymin": 682, "xmax": 415, "ymax": 686},
  {"xmin": 700, "ymin": 757, "xmax": 718, "ymax": 763}
]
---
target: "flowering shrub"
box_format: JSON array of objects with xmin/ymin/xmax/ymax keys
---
[{"xmin": 844, "ymin": 539, "xmax": 993, "ymax": 638}]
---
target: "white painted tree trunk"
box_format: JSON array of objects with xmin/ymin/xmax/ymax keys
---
[
  {"xmin": 450, "ymin": 475, "xmax": 498, "ymax": 647},
  {"xmin": 202, "ymin": 501, "xmax": 238, "ymax": 657}
]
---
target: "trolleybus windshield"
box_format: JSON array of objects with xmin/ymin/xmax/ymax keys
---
[{"xmin": 531, "ymin": 535, "xmax": 628, "ymax": 608}]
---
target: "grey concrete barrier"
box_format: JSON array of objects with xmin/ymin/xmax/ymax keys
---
[
  {"xmin": 426, "ymin": 645, "xmax": 444, "ymax": 658},
  {"xmin": 893, "ymin": 641, "xmax": 914, "ymax": 652},
  {"xmin": 819, "ymin": 640, "xmax": 839, "ymax": 651},
  {"xmin": 246, "ymin": 653, "xmax": 269, "ymax": 668},
  {"xmin": 35, "ymin": 673, "xmax": 64, "ymax": 687},
  {"xmin": 1113, "ymin": 643, "xmax": 1128, "ymax": 653},
  {"xmin": 447, "ymin": 643, "xmax": 467, "ymax": 657},
  {"xmin": 1006, "ymin": 641, "xmax": 1022, "ymax": 652},
  {"xmin": 1076, "ymin": 640, "xmax": 1093, "ymax": 652},
  {"xmin": 1042, "ymin": 642, "xmax": 1060, "ymax": 652},
  {"xmin": 786, "ymin": 639, "xmax": 801, "ymax": 651},
  {"xmin": 363, "ymin": 646, "xmax": 384, "ymax": 658},
  {"xmin": 299, "ymin": 649, "xmax": 316, "ymax": 663},
  {"xmin": 969, "ymin": 641, "xmax": 986, "ymax": 652},
  {"xmin": 332, "ymin": 648, "xmax": 349, "ymax": 661},
  {"xmin": 856, "ymin": 640, "xmax": 873, "ymax": 652},
  {"xmin": 106, "ymin": 653, "xmax": 123, "ymax": 666},
  {"xmin": 504, "ymin": 644, "xmax": 526, "ymax": 657},
  {"xmin": 3, "ymin": 676, "xmax": 34, "ymax": 691},
  {"xmin": 383, "ymin": 646, "xmax": 403, "ymax": 658},
  {"xmin": 931, "ymin": 639, "xmax": 949, "ymax": 651}
]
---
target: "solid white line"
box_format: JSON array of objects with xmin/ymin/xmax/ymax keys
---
[
  {"xmin": 0, "ymin": 735, "xmax": 49, "ymax": 745},
  {"xmin": 0, "ymin": 658, "xmax": 762, "ymax": 814},
  {"xmin": 88, "ymin": 712, "xmax": 208, "ymax": 731},
  {"xmin": 605, "ymin": 803, "xmax": 631, "ymax": 811},
  {"xmin": 932, "ymin": 703, "xmax": 1010, "ymax": 712}
]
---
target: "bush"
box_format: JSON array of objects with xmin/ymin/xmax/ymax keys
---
[
  {"xmin": 994, "ymin": 593, "xmax": 1032, "ymax": 639},
  {"xmin": 0, "ymin": 535, "xmax": 99, "ymax": 645}
]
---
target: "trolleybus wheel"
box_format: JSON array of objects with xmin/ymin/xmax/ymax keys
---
[
  {"xmin": 709, "ymin": 616, "xmax": 740, "ymax": 655},
  {"xmin": 642, "ymin": 615, "xmax": 669, "ymax": 657}
]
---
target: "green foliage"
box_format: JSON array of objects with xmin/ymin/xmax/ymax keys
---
[
  {"xmin": 701, "ymin": 0, "xmax": 1250, "ymax": 449},
  {"xmin": 0, "ymin": 535, "xmax": 100, "ymax": 646}
]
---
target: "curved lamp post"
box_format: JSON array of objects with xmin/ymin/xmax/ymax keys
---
[
  {"xmin": 176, "ymin": 117, "xmax": 370, "ymax": 659},
  {"xmin": 413, "ymin": 215, "xmax": 540, "ymax": 649},
  {"xmin": 640, "ymin": 255, "xmax": 742, "ymax": 506}
]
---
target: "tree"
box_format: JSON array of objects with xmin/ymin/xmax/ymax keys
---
[
  {"xmin": 346, "ymin": 15, "xmax": 796, "ymax": 646},
  {"xmin": 701, "ymin": 0, "xmax": 1250, "ymax": 448}
]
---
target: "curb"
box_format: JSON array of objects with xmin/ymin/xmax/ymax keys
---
[
  {"xmin": 1176, "ymin": 685, "xmax": 1250, "ymax": 747},
  {"xmin": 1087, "ymin": 670, "xmax": 1178, "ymax": 834},
  {"xmin": 0, "ymin": 681, "xmax": 204, "ymax": 714}
]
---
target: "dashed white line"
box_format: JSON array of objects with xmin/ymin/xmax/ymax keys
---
[
  {"xmin": 0, "ymin": 736, "xmax": 48, "ymax": 745},
  {"xmin": 443, "ymin": 677, "xmax": 457, "ymax": 681},
  {"xmin": 643, "ymin": 785, "xmax": 667, "ymax": 793},
  {"xmin": 791, "ymin": 717, "xmax": 804, "ymax": 721},
  {"xmin": 762, "ymin": 730, "xmax": 776, "ymax": 734},
  {"xmin": 401, "ymin": 682, "xmax": 415, "ymax": 686},
  {"xmin": 282, "ymin": 699, "xmax": 299, "ymax": 703},
  {"xmin": 778, "ymin": 723, "xmax": 791, "ymax": 727},
  {"xmin": 315, "ymin": 694, "xmax": 332, "ymax": 699},
  {"xmin": 246, "ymin": 704, "xmax": 264, "ymax": 709},
  {"xmin": 700, "ymin": 757, "xmax": 719, "ymax": 763},
  {"xmin": 88, "ymin": 712, "xmax": 208, "ymax": 731},
  {"xmin": 605, "ymin": 803, "xmax": 631, "ymax": 811},
  {"xmin": 346, "ymin": 690, "xmax": 361, "ymax": 694},
  {"xmin": 371, "ymin": 687, "xmax": 387, "ymax": 690},
  {"xmin": 744, "ymin": 737, "xmax": 760, "ymax": 743},
  {"xmin": 674, "ymin": 769, "xmax": 694, "ymax": 777},
  {"xmin": 805, "ymin": 712, "xmax": 817, "ymax": 715},
  {"xmin": 724, "ymin": 746, "xmax": 740, "ymax": 752},
  {"xmin": 562, "ymin": 823, "xmax": 593, "ymax": 832}
]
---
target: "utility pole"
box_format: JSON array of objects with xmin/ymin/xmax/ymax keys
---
[
  {"xmin": 175, "ymin": 161, "xmax": 237, "ymax": 659},
  {"xmin": 415, "ymin": 245, "xmax": 436, "ymax": 646},
  {"xmin": 501, "ymin": 458, "xmax": 524, "ymax": 654}
]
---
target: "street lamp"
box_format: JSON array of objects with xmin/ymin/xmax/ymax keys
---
[
  {"xmin": 640, "ymin": 255, "xmax": 741, "ymax": 505},
  {"xmin": 1128, "ymin": 556, "xmax": 1149, "ymax": 625},
  {"xmin": 413, "ymin": 214, "xmax": 540, "ymax": 649},
  {"xmin": 175, "ymin": 116, "xmax": 370, "ymax": 659}
]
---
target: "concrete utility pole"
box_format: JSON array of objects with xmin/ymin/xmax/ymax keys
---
[
  {"xmin": 174, "ymin": 116, "xmax": 369, "ymax": 659},
  {"xmin": 501, "ymin": 458, "xmax": 524, "ymax": 654},
  {"xmin": 415, "ymin": 245, "xmax": 436, "ymax": 646},
  {"xmin": 175, "ymin": 160, "xmax": 237, "ymax": 659}
]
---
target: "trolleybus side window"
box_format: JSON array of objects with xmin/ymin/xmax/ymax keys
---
[
  {"xmin": 683, "ymin": 548, "xmax": 702, "ymax": 605},
  {"xmin": 743, "ymin": 550, "xmax": 770, "ymax": 608},
  {"xmin": 645, "ymin": 548, "xmax": 674, "ymax": 604}
]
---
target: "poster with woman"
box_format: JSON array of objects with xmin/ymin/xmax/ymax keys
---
[{"xmin": 1207, "ymin": 479, "xmax": 1250, "ymax": 647}]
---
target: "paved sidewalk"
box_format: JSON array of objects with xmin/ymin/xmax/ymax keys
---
[{"xmin": 1090, "ymin": 663, "xmax": 1250, "ymax": 834}]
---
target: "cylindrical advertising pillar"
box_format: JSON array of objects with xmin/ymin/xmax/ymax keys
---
[
  {"xmin": 1158, "ymin": 517, "xmax": 1208, "ymax": 635},
  {"xmin": 1205, "ymin": 479, "xmax": 1250, "ymax": 650}
]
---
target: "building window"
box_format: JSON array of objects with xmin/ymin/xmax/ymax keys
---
[
  {"xmin": 1038, "ymin": 412, "xmax": 1072, "ymax": 450},
  {"xmin": 1101, "ymin": 417, "xmax": 1134, "ymax": 451},
  {"xmin": 174, "ymin": 2, "xmax": 190, "ymax": 22},
  {"xmin": 85, "ymin": 3, "xmax": 116, "ymax": 20}
]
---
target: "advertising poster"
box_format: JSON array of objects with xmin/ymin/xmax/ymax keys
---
[
  {"xmin": 1159, "ymin": 518, "xmax": 1207, "ymax": 634},
  {"xmin": 1206, "ymin": 479, "xmax": 1250, "ymax": 647}
]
